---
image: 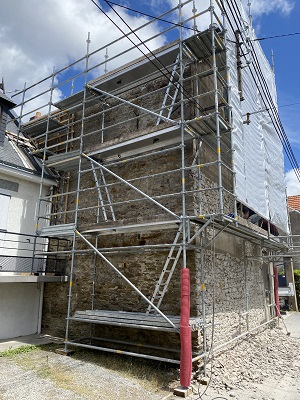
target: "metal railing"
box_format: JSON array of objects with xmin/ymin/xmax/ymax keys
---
[{"xmin": 0, "ymin": 230, "xmax": 69, "ymax": 275}]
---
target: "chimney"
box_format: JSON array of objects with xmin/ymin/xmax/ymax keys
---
[{"xmin": 29, "ymin": 111, "xmax": 42, "ymax": 121}]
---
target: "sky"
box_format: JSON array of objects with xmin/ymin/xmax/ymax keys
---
[{"xmin": 0, "ymin": 0, "xmax": 300, "ymax": 195}]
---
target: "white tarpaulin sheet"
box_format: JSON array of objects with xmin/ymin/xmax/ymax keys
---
[{"xmin": 224, "ymin": 2, "xmax": 289, "ymax": 233}]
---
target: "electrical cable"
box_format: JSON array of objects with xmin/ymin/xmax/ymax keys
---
[
  {"xmin": 107, "ymin": 0, "xmax": 300, "ymax": 44},
  {"xmin": 229, "ymin": 0, "xmax": 300, "ymax": 181},
  {"xmin": 279, "ymin": 101, "xmax": 300, "ymax": 109},
  {"xmin": 124, "ymin": 0, "xmax": 300, "ymax": 180},
  {"xmin": 244, "ymin": 100, "xmax": 300, "ymax": 117},
  {"xmin": 253, "ymin": 32, "xmax": 300, "ymax": 41},
  {"xmin": 106, "ymin": 0, "xmax": 199, "ymax": 34},
  {"xmin": 223, "ymin": 0, "xmax": 300, "ymax": 181},
  {"xmin": 90, "ymin": 0, "xmax": 205, "ymax": 115}
]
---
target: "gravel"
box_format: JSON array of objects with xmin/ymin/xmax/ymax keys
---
[
  {"xmin": 1, "ymin": 317, "xmax": 300, "ymax": 400},
  {"xmin": 0, "ymin": 348, "xmax": 165, "ymax": 400},
  {"xmin": 188, "ymin": 319, "xmax": 300, "ymax": 400}
]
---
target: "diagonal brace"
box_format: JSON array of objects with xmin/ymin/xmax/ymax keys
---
[
  {"xmin": 87, "ymin": 84, "xmax": 179, "ymax": 125},
  {"xmin": 83, "ymin": 153, "xmax": 179, "ymax": 219},
  {"xmin": 76, "ymin": 230, "xmax": 178, "ymax": 331}
]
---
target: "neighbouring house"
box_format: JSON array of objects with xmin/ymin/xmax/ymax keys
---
[
  {"xmin": 8, "ymin": 0, "xmax": 292, "ymax": 387},
  {"xmin": 288, "ymin": 195, "xmax": 300, "ymax": 264},
  {"xmin": 283, "ymin": 194, "xmax": 300, "ymax": 310},
  {"xmin": 0, "ymin": 90, "xmax": 67, "ymax": 340}
]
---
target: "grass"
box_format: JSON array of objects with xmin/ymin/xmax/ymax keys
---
[
  {"xmin": 0, "ymin": 342, "xmax": 179, "ymax": 398},
  {"xmin": 0, "ymin": 344, "xmax": 39, "ymax": 358},
  {"xmin": 69, "ymin": 345, "xmax": 180, "ymax": 391}
]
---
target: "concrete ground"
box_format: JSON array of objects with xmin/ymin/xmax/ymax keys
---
[
  {"xmin": 282, "ymin": 312, "xmax": 300, "ymax": 338},
  {"xmin": 0, "ymin": 333, "xmax": 61, "ymax": 352}
]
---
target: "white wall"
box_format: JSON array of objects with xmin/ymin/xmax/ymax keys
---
[
  {"xmin": 2, "ymin": 171, "xmax": 49, "ymax": 235},
  {"xmin": 0, "ymin": 171, "xmax": 50, "ymax": 257},
  {"xmin": 0, "ymin": 169, "xmax": 52, "ymax": 339},
  {"xmin": 0, "ymin": 283, "xmax": 42, "ymax": 339}
]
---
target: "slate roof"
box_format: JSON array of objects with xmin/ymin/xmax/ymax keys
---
[
  {"xmin": 288, "ymin": 195, "xmax": 300, "ymax": 211},
  {"xmin": 6, "ymin": 109, "xmax": 19, "ymax": 134},
  {"xmin": 0, "ymin": 136, "xmax": 27, "ymax": 168},
  {"xmin": 0, "ymin": 91, "xmax": 16, "ymax": 109},
  {"xmin": 0, "ymin": 96, "xmax": 56, "ymax": 180}
]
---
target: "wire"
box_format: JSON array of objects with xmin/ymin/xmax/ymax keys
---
[
  {"xmin": 234, "ymin": 2, "xmax": 300, "ymax": 180},
  {"xmin": 244, "ymin": 100, "xmax": 300, "ymax": 117},
  {"xmin": 105, "ymin": 0, "xmax": 300, "ymax": 44},
  {"xmin": 279, "ymin": 101, "xmax": 300, "ymax": 109},
  {"xmin": 254, "ymin": 32, "xmax": 300, "ymax": 41},
  {"xmin": 224, "ymin": 0, "xmax": 300, "ymax": 182},
  {"xmin": 106, "ymin": 0, "xmax": 198, "ymax": 34},
  {"xmin": 90, "ymin": 0, "xmax": 206, "ymax": 115}
]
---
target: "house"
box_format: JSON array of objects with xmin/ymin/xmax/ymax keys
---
[
  {"xmin": 0, "ymin": 90, "xmax": 68, "ymax": 340},
  {"xmin": 282, "ymin": 194, "xmax": 300, "ymax": 310},
  {"xmin": 10, "ymin": 0, "xmax": 291, "ymax": 388}
]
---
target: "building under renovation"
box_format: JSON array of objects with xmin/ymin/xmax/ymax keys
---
[{"xmin": 5, "ymin": 0, "xmax": 293, "ymax": 387}]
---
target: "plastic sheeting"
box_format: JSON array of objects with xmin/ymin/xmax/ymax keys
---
[{"xmin": 225, "ymin": 2, "xmax": 289, "ymax": 233}]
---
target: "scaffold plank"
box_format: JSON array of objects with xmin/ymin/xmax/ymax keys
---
[{"xmin": 70, "ymin": 310, "xmax": 203, "ymax": 332}]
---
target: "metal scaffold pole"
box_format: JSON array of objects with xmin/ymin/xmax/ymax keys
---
[
  {"xmin": 178, "ymin": 0, "xmax": 192, "ymax": 389},
  {"xmin": 64, "ymin": 33, "xmax": 91, "ymax": 351},
  {"xmin": 210, "ymin": 0, "xmax": 224, "ymax": 216}
]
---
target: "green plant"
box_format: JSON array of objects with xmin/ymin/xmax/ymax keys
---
[
  {"xmin": 293, "ymin": 269, "xmax": 300, "ymax": 308},
  {"xmin": 0, "ymin": 345, "xmax": 38, "ymax": 358}
]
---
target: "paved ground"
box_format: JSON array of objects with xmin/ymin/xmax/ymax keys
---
[
  {"xmin": 0, "ymin": 334, "xmax": 55, "ymax": 352},
  {"xmin": 0, "ymin": 313, "xmax": 300, "ymax": 399},
  {"xmin": 283, "ymin": 312, "xmax": 300, "ymax": 338}
]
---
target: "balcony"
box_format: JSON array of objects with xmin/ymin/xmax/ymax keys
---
[{"xmin": 0, "ymin": 231, "xmax": 69, "ymax": 283}]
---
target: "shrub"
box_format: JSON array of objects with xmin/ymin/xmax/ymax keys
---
[{"xmin": 293, "ymin": 269, "xmax": 300, "ymax": 309}]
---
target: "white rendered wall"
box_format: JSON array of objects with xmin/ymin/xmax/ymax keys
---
[
  {"xmin": 2, "ymin": 172, "xmax": 48, "ymax": 236},
  {"xmin": 0, "ymin": 283, "xmax": 42, "ymax": 339},
  {"xmin": 0, "ymin": 169, "xmax": 52, "ymax": 339},
  {"xmin": 0, "ymin": 171, "xmax": 50, "ymax": 257}
]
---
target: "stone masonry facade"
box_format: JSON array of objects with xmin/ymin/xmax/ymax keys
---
[{"xmin": 41, "ymin": 40, "xmax": 273, "ymax": 362}]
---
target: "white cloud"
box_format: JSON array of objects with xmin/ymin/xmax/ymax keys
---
[
  {"xmin": 0, "ymin": 0, "xmax": 296, "ymax": 121},
  {"xmin": 242, "ymin": 0, "xmax": 294, "ymax": 16},
  {"xmin": 285, "ymin": 169, "xmax": 300, "ymax": 196},
  {"xmin": 0, "ymin": 0, "xmax": 166, "ymax": 119}
]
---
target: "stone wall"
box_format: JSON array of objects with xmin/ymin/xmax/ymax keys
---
[{"xmin": 41, "ymin": 55, "xmax": 270, "ymax": 360}]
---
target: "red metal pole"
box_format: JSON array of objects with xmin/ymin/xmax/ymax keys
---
[
  {"xmin": 180, "ymin": 268, "xmax": 192, "ymax": 387},
  {"xmin": 273, "ymin": 265, "xmax": 281, "ymax": 317}
]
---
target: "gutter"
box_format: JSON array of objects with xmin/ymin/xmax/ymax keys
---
[{"xmin": 0, "ymin": 161, "xmax": 57, "ymax": 187}]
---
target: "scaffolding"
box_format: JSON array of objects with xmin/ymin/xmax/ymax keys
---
[{"xmin": 11, "ymin": 0, "xmax": 292, "ymax": 383}]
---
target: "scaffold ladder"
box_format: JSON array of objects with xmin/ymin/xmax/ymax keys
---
[
  {"xmin": 91, "ymin": 162, "xmax": 116, "ymax": 222},
  {"xmin": 156, "ymin": 54, "xmax": 188, "ymax": 125},
  {"xmin": 147, "ymin": 223, "xmax": 184, "ymax": 314}
]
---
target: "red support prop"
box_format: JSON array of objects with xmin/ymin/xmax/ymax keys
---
[
  {"xmin": 273, "ymin": 265, "xmax": 281, "ymax": 317},
  {"xmin": 180, "ymin": 268, "xmax": 192, "ymax": 387}
]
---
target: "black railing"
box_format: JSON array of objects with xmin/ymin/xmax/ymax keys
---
[
  {"xmin": 0, "ymin": 255, "xmax": 67, "ymax": 275},
  {"xmin": 0, "ymin": 230, "xmax": 69, "ymax": 276}
]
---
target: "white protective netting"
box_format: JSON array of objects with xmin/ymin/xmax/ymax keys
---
[{"xmin": 224, "ymin": 1, "xmax": 289, "ymax": 233}]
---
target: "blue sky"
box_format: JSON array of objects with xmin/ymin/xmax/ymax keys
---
[
  {"xmin": 0, "ymin": 0, "xmax": 299, "ymax": 193},
  {"xmin": 253, "ymin": 5, "xmax": 300, "ymax": 159}
]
